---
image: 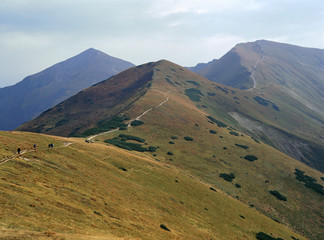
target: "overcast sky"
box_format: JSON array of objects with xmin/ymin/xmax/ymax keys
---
[{"xmin": 0, "ymin": 0, "xmax": 323, "ymax": 87}]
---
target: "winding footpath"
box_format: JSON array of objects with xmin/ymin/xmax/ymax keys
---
[
  {"xmin": 1, "ymin": 89, "xmax": 170, "ymax": 164},
  {"xmin": 0, "ymin": 142, "xmax": 72, "ymax": 165},
  {"xmin": 87, "ymin": 90, "xmax": 171, "ymax": 141},
  {"xmin": 250, "ymin": 41, "xmax": 265, "ymax": 89}
]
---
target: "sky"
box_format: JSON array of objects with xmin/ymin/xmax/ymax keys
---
[{"xmin": 0, "ymin": 0, "xmax": 323, "ymax": 87}]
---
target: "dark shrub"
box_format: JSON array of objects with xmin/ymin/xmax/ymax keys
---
[
  {"xmin": 93, "ymin": 211, "xmax": 102, "ymax": 216},
  {"xmin": 171, "ymin": 136, "xmax": 178, "ymax": 139},
  {"xmin": 119, "ymin": 127, "xmax": 127, "ymax": 130},
  {"xmin": 210, "ymin": 187, "xmax": 217, "ymax": 192},
  {"xmin": 148, "ymin": 146, "xmax": 157, "ymax": 152},
  {"xmin": 256, "ymin": 232, "xmax": 284, "ymax": 240},
  {"xmin": 82, "ymin": 115, "xmax": 127, "ymax": 136},
  {"xmin": 235, "ymin": 183, "xmax": 242, "ymax": 188},
  {"xmin": 104, "ymin": 138, "xmax": 147, "ymax": 152},
  {"xmin": 294, "ymin": 169, "xmax": 324, "ymax": 195},
  {"xmin": 55, "ymin": 119, "xmax": 69, "ymax": 127},
  {"xmin": 206, "ymin": 116, "xmax": 227, "ymax": 127},
  {"xmin": 229, "ymin": 131, "xmax": 239, "ymax": 136},
  {"xmin": 118, "ymin": 166, "xmax": 127, "ymax": 171},
  {"xmin": 244, "ymin": 155, "xmax": 258, "ymax": 162},
  {"xmin": 235, "ymin": 144, "xmax": 249, "ymax": 149},
  {"xmin": 207, "ymin": 92, "xmax": 216, "ymax": 96},
  {"xmin": 167, "ymin": 151, "xmax": 174, "ymax": 156},
  {"xmin": 185, "ymin": 88, "xmax": 204, "ymax": 102},
  {"xmin": 269, "ymin": 190, "xmax": 287, "ymax": 201},
  {"xmin": 184, "ymin": 136, "xmax": 193, "ymax": 141},
  {"xmin": 209, "ymin": 130, "xmax": 217, "ymax": 134},
  {"xmin": 119, "ymin": 134, "xmax": 145, "ymax": 143},
  {"xmin": 219, "ymin": 173, "xmax": 235, "ymax": 182},
  {"xmin": 186, "ymin": 80, "xmax": 200, "ymax": 86},
  {"xmin": 169, "ymin": 141, "xmax": 175, "ymax": 144},
  {"xmin": 160, "ymin": 224, "xmax": 170, "ymax": 231},
  {"xmin": 130, "ymin": 120, "xmax": 144, "ymax": 126}
]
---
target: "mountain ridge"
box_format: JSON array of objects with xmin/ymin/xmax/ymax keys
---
[{"xmin": 0, "ymin": 48, "xmax": 135, "ymax": 130}]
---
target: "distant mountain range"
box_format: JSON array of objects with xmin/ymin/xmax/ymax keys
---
[
  {"xmin": 19, "ymin": 41, "xmax": 324, "ymax": 172},
  {"xmin": 16, "ymin": 58, "xmax": 324, "ymax": 239},
  {"xmin": 0, "ymin": 48, "xmax": 134, "ymax": 130},
  {"xmin": 190, "ymin": 40, "xmax": 324, "ymax": 116}
]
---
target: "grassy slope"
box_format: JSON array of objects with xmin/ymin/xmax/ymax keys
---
[
  {"xmin": 0, "ymin": 131, "xmax": 306, "ymax": 240},
  {"xmin": 99, "ymin": 60, "xmax": 323, "ymax": 239}
]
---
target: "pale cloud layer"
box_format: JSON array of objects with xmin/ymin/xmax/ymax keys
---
[{"xmin": 0, "ymin": 0, "xmax": 323, "ymax": 87}]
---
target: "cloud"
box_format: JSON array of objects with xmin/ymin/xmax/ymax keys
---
[{"xmin": 149, "ymin": 0, "xmax": 263, "ymax": 17}]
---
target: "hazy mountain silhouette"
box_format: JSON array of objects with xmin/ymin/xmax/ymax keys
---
[{"xmin": 0, "ymin": 48, "xmax": 134, "ymax": 130}]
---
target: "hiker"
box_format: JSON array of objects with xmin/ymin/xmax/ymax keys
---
[
  {"xmin": 17, "ymin": 148, "xmax": 21, "ymax": 154},
  {"xmin": 33, "ymin": 144, "xmax": 37, "ymax": 149}
]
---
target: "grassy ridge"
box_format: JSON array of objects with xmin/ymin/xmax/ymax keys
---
[
  {"xmin": 0, "ymin": 131, "xmax": 307, "ymax": 240},
  {"xmin": 112, "ymin": 60, "xmax": 323, "ymax": 239}
]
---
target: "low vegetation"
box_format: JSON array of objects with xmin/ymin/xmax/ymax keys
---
[
  {"xmin": 206, "ymin": 116, "xmax": 227, "ymax": 127},
  {"xmin": 229, "ymin": 131, "xmax": 239, "ymax": 136},
  {"xmin": 244, "ymin": 155, "xmax": 258, "ymax": 162},
  {"xmin": 160, "ymin": 224, "xmax": 170, "ymax": 231},
  {"xmin": 130, "ymin": 120, "xmax": 144, "ymax": 126},
  {"xmin": 235, "ymin": 144, "xmax": 249, "ymax": 149},
  {"xmin": 185, "ymin": 88, "xmax": 204, "ymax": 102},
  {"xmin": 219, "ymin": 173, "xmax": 235, "ymax": 182},
  {"xmin": 209, "ymin": 130, "xmax": 217, "ymax": 134},
  {"xmin": 294, "ymin": 169, "xmax": 324, "ymax": 195},
  {"xmin": 256, "ymin": 232, "xmax": 284, "ymax": 240},
  {"xmin": 119, "ymin": 134, "xmax": 145, "ymax": 143},
  {"xmin": 82, "ymin": 116, "xmax": 127, "ymax": 136},
  {"xmin": 269, "ymin": 190, "xmax": 287, "ymax": 201},
  {"xmin": 104, "ymin": 138, "xmax": 147, "ymax": 152},
  {"xmin": 253, "ymin": 96, "xmax": 280, "ymax": 111},
  {"xmin": 184, "ymin": 136, "xmax": 193, "ymax": 141}
]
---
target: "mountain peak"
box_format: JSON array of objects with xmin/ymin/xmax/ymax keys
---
[{"xmin": 0, "ymin": 49, "xmax": 135, "ymax": 130}]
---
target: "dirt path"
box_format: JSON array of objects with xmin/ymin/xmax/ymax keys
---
[
  {"xmin": 87, "ymin": 90, "xmax": 171, "ymax": 140},
  {"xmin": 0, "ymin": 142, "xmax": 72, "ymax": 165},
  {"xmin": 250, "ymin": 41, "xmax": 265, "ymax": 89}
]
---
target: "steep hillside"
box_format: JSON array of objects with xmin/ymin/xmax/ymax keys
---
[
  {"xmin": 191, "ymin": 40, "xmax": 324, "ymax": 115},
  {"xmin": 19, "ymin": 60, "xmax": 324, "ymax": 172},
  {"xmin": 0, "ymin": 48, "xmax": 134, "ymax": 130},
  {"xmin": 18, "ymin": 60, "xmax": 324, "ymax": 239},
  {"xmin": 189, "ymin": 41, "xmax": 324, "ymax": 170},
  {"xmin": 0, "ymin": 131, "xmax": 308, "ymax": 240}
]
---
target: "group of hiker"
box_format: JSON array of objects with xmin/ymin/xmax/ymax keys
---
[{"xmin": 17, "ymin": 143, "xmax": 54, "ymax": 154}]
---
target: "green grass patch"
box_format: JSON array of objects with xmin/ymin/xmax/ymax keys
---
[
  {"xmin": 185, "ymin": 88, "xmax": 204, "ymax": 102},
  {"xmin": 82, "ymin": 116, "xmax": 127, "ymax": 136},
  {"xmin": 104, "ymin": 138, "xmax": 147, "ymax": 152},
  {"xmin": 119, "ymin": 134, "xmax": 145, "ymax": 143}
]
